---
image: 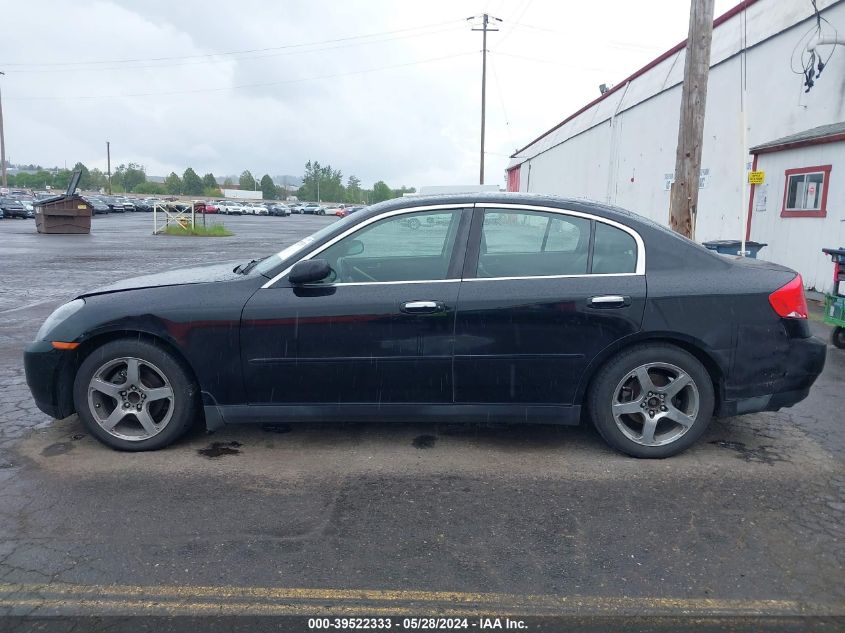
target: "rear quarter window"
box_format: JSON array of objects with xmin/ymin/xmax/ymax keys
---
[{"xmin": 592, "ymin": 222, "xmax": 637, "ymax": 274}]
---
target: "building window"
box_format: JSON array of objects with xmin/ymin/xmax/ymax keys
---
[{"xmin": 781, "ymin": 165, "xmax": 832, "ymax": 218}]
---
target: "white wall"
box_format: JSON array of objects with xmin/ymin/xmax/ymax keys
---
[
  {"xmin": 750, "ymin": 144, "xmax": 843, "ymax": 292},
  {"xmin": 512, "ymin": 0, "xmax": 845, "ymax": 288}
]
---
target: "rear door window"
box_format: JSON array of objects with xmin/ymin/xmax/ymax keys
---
[{"xmin": 476, "ymin": 209, "xmax": 591, "ymax": 278}]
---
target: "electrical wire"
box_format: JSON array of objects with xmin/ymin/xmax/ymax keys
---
[
  {"xmin": 0, "ymin": 19, "xmax": 464, "ymax": 69},
  {"xmin": 7, "ymin": 51, "xmax": 476, "ymax": 101},
  {"xmin": 790, "ymin": 0, "xmax": 838, "ymax": 92},
  {"xmin": 4, "ymin": 24, "xmax": 467, "ymax": 75}
]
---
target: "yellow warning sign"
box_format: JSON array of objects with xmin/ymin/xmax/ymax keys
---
[{"xmin": 748, "ymin": 170, "xmax": 765, "ymax": 185}]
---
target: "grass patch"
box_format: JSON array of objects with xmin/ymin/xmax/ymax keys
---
[{"xmin": 162, "ymin": 222, "xmax": 233, "ymax": 237}]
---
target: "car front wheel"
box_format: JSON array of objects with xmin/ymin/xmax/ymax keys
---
[
  {"xmin": 588, "ymin": 344, "xmax": 714, "ymax": 458},
  {"xmin": 73, "ymin": 339, "xmax": 199, "ymax": 451}
]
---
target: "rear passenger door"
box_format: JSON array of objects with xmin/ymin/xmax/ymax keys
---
[{"xmin": 453, "ymin": 205, "xmax": 646, "ymax": 405}]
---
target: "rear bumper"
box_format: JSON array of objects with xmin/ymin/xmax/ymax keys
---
[
  {"xmin": 718, "ymin": 335, "xmax": 826, "ymax": 416},
  {"xmin": 23, "ymin": 341, "xmax": 73, "ymax": 419}
]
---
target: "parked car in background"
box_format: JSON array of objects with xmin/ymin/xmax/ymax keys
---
[
  {"xmin": 301, "ymin": 203, "xmax": 326, "ymax": 215},
  {"xmin": 0, "ymin": 197, "xmax": 33, "ymax": 219},
  {"xmin": 219, "ymin": 201, "xmax": 244, "ymax": 215},
  {"xmin": 268, "ymin": 203, "xmax": 291, "ymax": 217},
  {"xmin": 198, "ymin": 201, "xmax": 219, "ymax": 214},
  {"xmin": 133, "ymin": 199, "xmax": 152, "ymax": 213},
  {"xmin": 249, "ymin": 203, "xmax": 269, "ymax": 216},
  {"xmin": 83, "ymin": 197, "xmax": 110, "ymax": 215},
  {"xmin": 118, "ymin": 197, "xmax": 137, "ymax": 212},
  {"xmin": 102, "ymin": 196, "xmax": 125, "ymax": 213},
  {"xmin": 17, "ymin": 197, "xmax": 36, "ymax": 214}
]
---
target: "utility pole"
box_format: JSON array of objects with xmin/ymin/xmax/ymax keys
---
[
  {"xmin": 668, "ymin": 0, "xmax": 715, "ymax": 239},
  {"xmin": 106, "ymin": 141, "xmax": 112, "ymax": 194},
  {"xmin": 469, "ymin": 13, "xmax": 501, "ymax": 185},
  {"xmin": 0, "ymin": 71, "xmax": 7, "ymax": 188}
]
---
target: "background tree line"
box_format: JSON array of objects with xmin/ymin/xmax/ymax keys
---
[
  {"xmin": 5, "ymin": 159, "xmax": 416, "ymax": 204},
  {"xmin": 297, "ymin": 160, "xmax": 414, "ymax": 204}
]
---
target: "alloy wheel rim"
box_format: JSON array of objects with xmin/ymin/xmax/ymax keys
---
[
  {"xmin": 87, "ymin": 357, "xmax": 175, "ymax": 441},
  {"xmin": 611, "ymin": 362, "xmax": 699, "ymax": 447}
]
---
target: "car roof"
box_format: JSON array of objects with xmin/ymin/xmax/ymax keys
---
[{"xmin": 356, "ymin": 192, "xmax": 644, "ymax": 226}]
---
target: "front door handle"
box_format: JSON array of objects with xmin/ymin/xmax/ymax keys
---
[
  {"xmin": 401, "ymin": 300, "xmax": 444, "ymax": 314},
  {"xmin": 587, "ymin": 295, "xmax": 631, "ymax": 308}
]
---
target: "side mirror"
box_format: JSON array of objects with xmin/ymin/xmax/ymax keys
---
[
  {"xmin": 343, "ymin": 239, "xmax": 364, "ymax": 256},
  {"xmin": 289, "ymin": 259, "xmax": 332, "ymax": 285}
]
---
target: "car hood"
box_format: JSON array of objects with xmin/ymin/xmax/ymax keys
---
[{"xmin": 78, "ymin": 260, "xmax": 246, "ymax": 298}]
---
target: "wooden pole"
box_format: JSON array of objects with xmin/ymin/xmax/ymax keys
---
[
  {"xmin": 668, "ymin": 0, "xmax": 715, "ymax": 239},
  {"xmin": 106, "ymin": 141, "xmax": 112, "ymax": 195},
  {"xmin": 0, "ymin": 72, "xmax": 7, "ymax": 188}
]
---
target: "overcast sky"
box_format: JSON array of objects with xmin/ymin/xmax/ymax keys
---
[{"xmin": 1, "ymin": 0, "xmax": 735, "ymax": 188}]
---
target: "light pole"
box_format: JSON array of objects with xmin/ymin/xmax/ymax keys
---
[{"xmin": 0, "ymin": 71, "xmax": 7, "ymax": 188}]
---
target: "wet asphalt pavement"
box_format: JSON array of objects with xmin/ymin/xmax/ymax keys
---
[{"xmin": 0, "ymin": 213, "xmax": 843, "ymax": 621}]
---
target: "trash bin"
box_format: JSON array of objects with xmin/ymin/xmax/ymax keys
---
[
  {"xmin": 33, "ymin": 171, "xmax": 91, "ymax": 234},
  {"xmin": 702, "ymin": 240, "xmax": 767, "ymax": 258}
]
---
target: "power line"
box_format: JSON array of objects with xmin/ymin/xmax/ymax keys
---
[
  {"xmin": 7, "ymin": 51, "xmax": 477, "ymax": 102},
  {"xmin": 4, "ymin": 24, "xmax": 467, "ymax": 75},
  {"xmin": 0, "ymin": 19, "xmax": 464, "ymax": 69}
]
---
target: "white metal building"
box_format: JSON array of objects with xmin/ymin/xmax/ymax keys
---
[{"xmin": 507, "ymin": 0, "xmax": 845, "ymax": 292}]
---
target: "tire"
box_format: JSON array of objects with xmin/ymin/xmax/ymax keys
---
[
  {"xmin": 832, "ymin": 327, "xmax": 845, "ymax": 349},
  {"xmin": 73, "ymin": 339, "xmax": 199, "ymax": 451},
  {"xmin": 587, "ymin": 343, "xmax": 715, "ymax": 458}
]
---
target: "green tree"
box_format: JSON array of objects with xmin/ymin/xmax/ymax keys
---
[
  {"xmin": 223, "ymin": 177, "xmax": 234, "ymax": 187},
  {"xmin": 182, "ymin": 167, "xmax": 204, "ymax": 195},
  {"xmin": 393, "ymin": 185, "xmax": 416, "ymax": 197},
  {"xmin": 371, "ymin": 181, "xmax": 392, "ymax": 203},
  {"xmin": 202, "ymin": 173, "xmax": 218, "ymax": 190},
  {"xmin": 114, "ymin": 163, "xmax": 146, "ymax": 192},
  {"xmin": 260, "ymin": 174, "xmax": 276, "ymax": 200},
  {"xmin": 299, "ymin": 160, "xmax": 344, "ymax": 202},
  {"xmin": 239, "ymin": 170, "xmax": 256, "ymax": 191},
  {"xmin": 164, "ymin": 172, "xmax": 182, "ymax": 195},
  {"xmin": 345, "ymin": 175, "xmax": 362, "ymax": 203},
  {"xmin": 88, "ymin": 168, "xmax": 108, "ymax": 191},
  {"xmin": 72, "ymin": 162, "xmax": 91, "ymax": 190},
  {"xmin": 132, "ymin": 181, "xmax": 166, "ymax": 195}
]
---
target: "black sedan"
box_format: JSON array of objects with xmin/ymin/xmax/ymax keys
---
[{"xmin": 24, "ymin": 194, "xmax": 825, "ymax": 456}]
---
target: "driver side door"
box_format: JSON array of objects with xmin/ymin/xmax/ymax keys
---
[{"xmin": 240, "ymin": 206, "xmax": 472, "ymax": 406}]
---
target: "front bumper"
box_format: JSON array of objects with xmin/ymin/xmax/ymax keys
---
[
  {"xmin": 23, "ymin": 341, "xmax": 74, "ymax": 419},
  {"xmin": 718, "ymin": 335, "xmax": 827, "ymax": 416}
]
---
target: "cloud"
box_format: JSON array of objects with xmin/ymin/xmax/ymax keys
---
[{"xmin": 1, "ymin": 0, "xmax": 737, "ymax": 188}]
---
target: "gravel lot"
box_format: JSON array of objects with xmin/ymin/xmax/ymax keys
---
[{"xmin": 0, "ymin": 213, "xmax": 843, "ymax": 620}]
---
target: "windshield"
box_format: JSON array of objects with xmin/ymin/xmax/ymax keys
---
[{"xmin": 252, "ymin": 215, "xmax": 356, "ymax": 276}]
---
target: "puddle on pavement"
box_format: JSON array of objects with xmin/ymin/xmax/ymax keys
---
[
  {"xmin": 198, "ymin": 441, "xmax": 242, "ymax": 458},
  {"xmin": 41, "ymin": 442, "xmax": 73, "ymax": 457},
  {"xmin": 709, "ymin": 440, "xmax": 789, "ymax": 465},
  {"xmin": 412, "ymin": 434, "xmax": 437, "ymax": 449}
]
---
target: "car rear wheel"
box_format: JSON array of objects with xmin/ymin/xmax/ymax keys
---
[
  {"xmin": 588, "ymin": 344, "xmax": 714, "ymax": 458},
  {"xmin": 832, "ymin": 327, "xmax": 845, "ymax": 349},
  {"xmin": 73, "ymin": 339, "xmax": 198, "ymax": 451}
]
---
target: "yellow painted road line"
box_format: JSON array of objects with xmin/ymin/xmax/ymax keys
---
[{"xmin": 0, "ymin": 583, "xmax": 841, "ymax": 616}]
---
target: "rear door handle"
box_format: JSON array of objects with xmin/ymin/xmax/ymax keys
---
[
  {"xmin": 401, "ymin": 300, "xmax": 444, "ymax": 314},
  {"xmin": 587, "ymin": 295, "xmax": 631, "ymax": 308}
]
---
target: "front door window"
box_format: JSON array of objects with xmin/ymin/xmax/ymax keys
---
[{"xmin": 318, "ymin": 210, "xmax": 463, "ymax": 283}]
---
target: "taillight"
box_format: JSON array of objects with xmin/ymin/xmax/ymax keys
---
[{"xmin": 769, "ymin": 275, "xmax": 808, "ymax": 319}]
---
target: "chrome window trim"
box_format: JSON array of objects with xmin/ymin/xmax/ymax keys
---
[
  {"xmin": 261, "ymin": 202, "xmax": 645, "ymax": 289},
  {"xmin": 477, "ymin": 203, "xmax": 645, "ymax": 276},
  {"xmin": 262, "ymin": 204, "xmax": 472, "ymax": 288},
  {"xmin": 463, "ymin": 272, "xmax": 638, "ymax": 282}
]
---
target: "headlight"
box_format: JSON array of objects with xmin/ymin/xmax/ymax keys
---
[{"xmin": 36, "ymin": 299, "xmax": 85, "ymax": 341}]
